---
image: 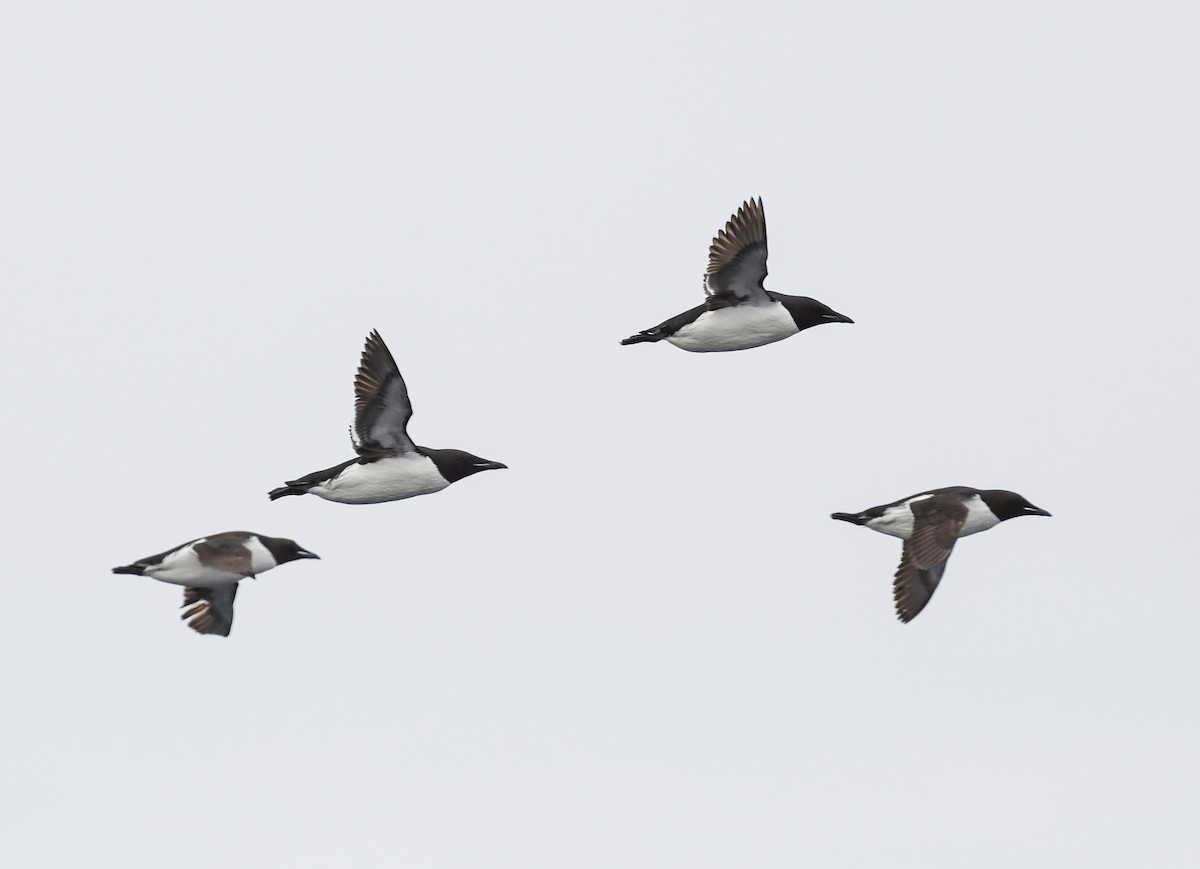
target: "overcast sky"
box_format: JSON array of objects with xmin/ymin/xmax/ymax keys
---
[{"xmin": 3, "ymin": 2, "xmax": 1199, "ymax": 867}]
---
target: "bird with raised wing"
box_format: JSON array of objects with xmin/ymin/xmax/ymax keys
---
[
  {"xmin": 831, "ymin": 487, "xmax": 1051, "ymax": 623},
  {"xmin": 112, "ymin": 531, "xmax": 320, "ymax": 636},
  {"xmin": 269, "ymin": 330, "xmax": 506, "ymax": 504},
  {"xmin": 620, "ymin": 198, "xmax": 853, "ymax": 351}
]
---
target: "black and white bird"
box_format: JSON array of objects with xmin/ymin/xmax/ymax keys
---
[
  {"xmin": 831, "ymin": 487, "xmax": 1051, "ymax": 623},
  {"xmin": 620, "ymin": 198, "xmax": 853, "ymax": 351},
  {"xmin": 112, "ymin": 531, "xmax": 320, "ymax": 636},
  {"xmin": 269, "ymin": 330, "xmax": 506, "ymax": 504}
]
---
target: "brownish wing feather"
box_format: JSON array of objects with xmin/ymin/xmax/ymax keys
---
[
  {"xmin": 704, "ymin": 198, "xmax": 770, "ymax": 307},
  {"xmin": 181, "ymin": 586, "xmax": 238, "ymax": 636},
  {"xmin": 353, "ymin": 330, "xmax": 416, "ymax": 457},
  {"xmin": 892, "ymin": 496, "xmax": 969, "ymax": 623},
  {"xmin": 193, "ymin": 536, "xmax": 255, "ymax": 577}
]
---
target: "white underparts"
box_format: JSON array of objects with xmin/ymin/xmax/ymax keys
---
[
  {"xmin": 309, "ymin": 453, "xmax": 450, "ymax": 505},
  {"xmin": 667, "ymin": 302, "xmax": 798, "ymax": 352},
  {"xmin": 865, "ymin": 495, "xmax": 1001, "ymax": 541},
  {"xmin": 145, "ymin": 537, "xmax": 277, "ymax": 586}
]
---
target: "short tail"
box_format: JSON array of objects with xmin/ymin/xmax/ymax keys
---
[
  {"xmin": 831, "ymin": 512, "xmax": 868, "ymax": 525},
  {"xmin": 112, "ymin": 564, "xmax": 145, "ymax": 575},
  {"xmin": 268, "ymin": 483, "xmax": 310, "ymax": 501},
  {"xmin": 620, "ymin": 330, "xmax": 664, "ymax": 346}
]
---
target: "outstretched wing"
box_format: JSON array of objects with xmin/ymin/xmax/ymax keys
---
[
  {"xmin": 181, "ymin": 586, "xmax": 238, "ymax": 636},
  {"xmin": 703, "ymin": 198, "xmax": 771, "ymax": 308},
  {"xmin": 892, "ymin": 495, "xmax": 968, "ymax": 623},
  {"xmin": 353, "ymin": 330, "xmax": 416, "ymax": 456}
]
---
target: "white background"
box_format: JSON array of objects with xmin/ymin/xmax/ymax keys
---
[{"xmin": 2, "ymin": 2, "xmax": 1198, "ymax": 866}]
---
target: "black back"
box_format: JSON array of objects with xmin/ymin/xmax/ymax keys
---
[
  {"xmin": 836, "ymin": 486, "xmax": 1049, "ymax": 523},
  {"xmin": 875, "ymin": 486, "xmax": 980, "ymax": 516},
  {"xmin": 113, "ymin": 533, "xmax": 231, "ymax": 573},
  {"xmin": 638, "ymin": 303, "xmax": 708, "ymax": 340}
]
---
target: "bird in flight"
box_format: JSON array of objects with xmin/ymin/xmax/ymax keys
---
[
  {"xmin": 269, "ymin": 330, "xmax": 506, "ymax": 504},
  {"xmin": 831, "ymin": 487, "xmax": 1051, "ymax": 622},
  {"xmin": 620, "ymin": 198, "xmax": 853, "ymax": 352},
  {"xmin": 112, "ymin": 531, "xmax": 320, "ymax": 636}
]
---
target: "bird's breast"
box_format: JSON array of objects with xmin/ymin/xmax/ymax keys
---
[
  {"xmin": 310, "ymin": 453, "xmax": 450, "ymax": 504},
  {"xmin": 244, "ymin": 536, "xmax": 279, "ymax": 574},
  {"xmin": 959, "ymin": 498, "xmax": 1002, "ymax": 536},
  {"xmin": 666, "ymin": 302, "xmax": 798, "ymax": 352}
]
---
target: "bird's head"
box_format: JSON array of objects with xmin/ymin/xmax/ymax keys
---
[
  {"xmin": 424, "ymin": 448, "xmax": 508, "ymax": 484},
  {"xmin": 260, "ymin": 536, "xmax": 322, "ymax": 565},
  {"xmin": 982, "ymin": 490, "xmax": 1052, "ymax": 522},
  {"xmin": 779, "ymin": 296, "xmax": 854, "ymax": 331}
]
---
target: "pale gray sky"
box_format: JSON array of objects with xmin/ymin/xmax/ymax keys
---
[{"xmin": 3, "ymin": 2, "xmax": 1199, "ymax": 867}]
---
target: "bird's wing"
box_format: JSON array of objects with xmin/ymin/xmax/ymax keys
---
[
  {"xmin": 703, "ymin": 198, "xmax": 771, "ymax": 307},
  {"xmin": 181, "ymin": 585, "xmax": 238, "ymax": 636},
  {"xmin": 352, "ymin": 330, "xmax": 416, "ymax": 456},
  {"xmin": 892, "ymin": 495, "xmax": 969, "ymax": 623},
  {"xmin": 193, "ymin": 536, "xmax": 255, "ymax": 577}
]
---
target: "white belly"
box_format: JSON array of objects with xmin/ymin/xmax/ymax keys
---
[
  {"xmin": 311, "ymin": 453, "xmax": 450, "ymax": 505},
  {"xmin": 667, "ymin": 303, "xmax": 798, "ymax": 352},
  {"xmin": 866, "ymin": 494, "xmax": 1000, "ymax": 540},
  {"xmin": 145, "ymin": 537, "xmax": 273, "ymax": 586}
]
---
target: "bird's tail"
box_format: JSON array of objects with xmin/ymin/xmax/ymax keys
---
[
  {"xmin": 111, "ymin": 564, "xmax": 145, "ymax": 575},
  {"xmin": 620, "ymin": 330, "xmax": 663, "ymax": 346},
  {"xmin": 830, "ymin": 512, "xmax": 868, "ymax": 525},
  {"xmin": 268, "ymin": 482, "xmax": 310, "ymax": 501}
]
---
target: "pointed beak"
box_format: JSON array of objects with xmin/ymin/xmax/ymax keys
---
[
  {"xmin": 298, "ymin": 550, "xmax": 321, "ymax": 560},
  {"xmin": 476, "ymin": 461, "xmax": 508, "ymax": 471},
  {"xmin": 1028, "ymin": 507, "xmax": 1052, "ymax": 517},
  {"xmin": 824, "ymin": 311, "xmax": 854, "ymax": 324}
]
